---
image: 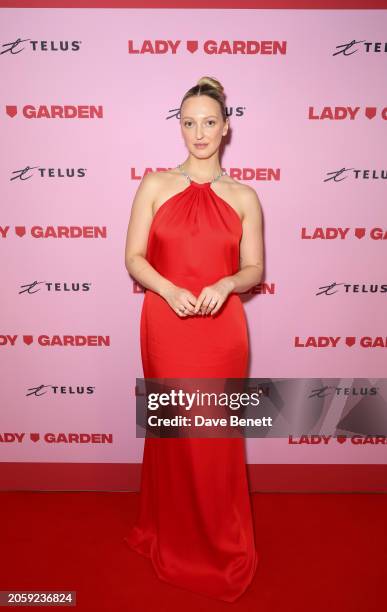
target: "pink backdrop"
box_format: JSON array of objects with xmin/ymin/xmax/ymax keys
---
[{"xmin": 1, "ymin": 5, "xmax": 386, "ymax": 490}]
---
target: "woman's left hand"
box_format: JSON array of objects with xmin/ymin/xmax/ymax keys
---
[{"xmin": 194, "ymin": 278, "xmax": 234, "ymax": 316}]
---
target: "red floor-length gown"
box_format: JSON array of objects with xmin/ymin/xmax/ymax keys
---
[{"xmin": 124, "ymin": 171, "xmax": 258, "ymax": 602}]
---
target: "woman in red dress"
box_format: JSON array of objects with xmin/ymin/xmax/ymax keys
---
[{"xmin": 124, "ymin": 76, "xmax": 264, "ymax": 602}]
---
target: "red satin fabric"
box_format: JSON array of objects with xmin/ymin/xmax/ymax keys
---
[{"xmin": 124, "ymin": 180, "xmax": 258, "ymax": 602}]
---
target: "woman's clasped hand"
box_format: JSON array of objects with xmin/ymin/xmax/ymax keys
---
[{"xmin": 163, "ymin": 278, "xmax": 233, "ymax": 317}]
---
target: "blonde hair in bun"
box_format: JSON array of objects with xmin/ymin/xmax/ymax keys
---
[
  {"xmin": 180, "ymin": 75, "xmax": 227, "ymax": 122},
  {"xmin": 196, "ymin": 76, "xmax": 224, "ymax": 93}
]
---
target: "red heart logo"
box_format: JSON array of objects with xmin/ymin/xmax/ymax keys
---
[
  {"xmin": 345, "ymin": 336, "xmax": 356, "ymax": 347},
  {"xmin": 354, "ymin": 227, "xmax": 365, "ymax": 239},
  {"xmin": 6, "ymin": 105, "xmax": 17, "ymax": 118},
  {"xmin": 23, "ymin": 335, "xmax": 33, "ymax": 345},
  {"xmin": 15, "ymin": 226, "xmax": 26, "ymax": 237},
  {"xmin": 30, "ymin": 433, "xmax": 40, "ymax": 442},
  {"xmin": 364, "ymin": 107, "xmax": 376, "ymax": 119},
  {"xmin": 336, "ymin": 436, "xmax": 347, "ymax": 444},
  {"xmin": 186, "ymin": 40, "xmax": 198, "ymax": 53}
]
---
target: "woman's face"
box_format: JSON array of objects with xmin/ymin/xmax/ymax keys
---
[{"xmin": 180, "ymin": 95, "xmax": 228, "ymax": 158}]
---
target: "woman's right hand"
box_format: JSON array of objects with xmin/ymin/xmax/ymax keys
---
[{"xmin": 162, "ymin": 285, "xmax": 198, "ymax": 317}]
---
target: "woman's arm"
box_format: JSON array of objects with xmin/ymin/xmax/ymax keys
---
[
  {"xmin": 223, "ymin": 186, "xmax": 264, "ymax": 294},
  {"xmin": 124, "ymin": 172, "xmax": 175, "ymax": 298}
]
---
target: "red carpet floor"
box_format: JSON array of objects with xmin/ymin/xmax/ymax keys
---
[{"xmin": 1, "ymin": 491, "xmax": 386, "ymax": 611}]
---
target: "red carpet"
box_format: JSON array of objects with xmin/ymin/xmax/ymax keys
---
[{"xmin": 1, "ymin": 491, "xmax": 386, "ymax": 611}]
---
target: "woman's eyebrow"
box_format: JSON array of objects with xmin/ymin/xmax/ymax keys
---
[{"xmin": 182, "ymin": 115, "xmax": 218, "ymax": 120}]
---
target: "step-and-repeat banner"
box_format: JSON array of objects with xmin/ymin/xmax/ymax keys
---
[{"xmin": 1, "ymin": 5, "xmax": 386, "ymax": 491}]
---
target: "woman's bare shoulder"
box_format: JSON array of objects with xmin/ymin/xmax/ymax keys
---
[
  {"xmin": 224, "ymin": 175, "xmax": 258, "ymax": 195},
  {"xmin": 149, "ymin": 168, "xmax": 183, "ymax": 183},
  {"xmin": 220, "ymin": 175, "xmax": 262, "ymax": 214},
  {"xmin": 142, "ymin": 169, "xmax": 188, "ymax": 216},
  {"xmin": 142, "ymin": 168, "xmax": 186, "ymax": 192}
]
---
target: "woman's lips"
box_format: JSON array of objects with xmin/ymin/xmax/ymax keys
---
[{"xmin": 194, "ymin": 143, "xmax": 208, "ymax": 148}]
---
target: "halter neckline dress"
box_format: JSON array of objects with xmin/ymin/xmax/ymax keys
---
[{"xmin": 124, "ymin": 166, "xmax": 258, "ymax": 602}]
